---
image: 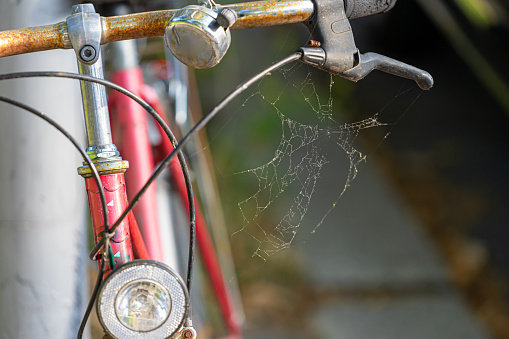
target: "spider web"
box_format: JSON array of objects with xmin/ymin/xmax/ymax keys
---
[{"xmin": 230, "ymin": 64, "xmax": 385, "ymax": 260}]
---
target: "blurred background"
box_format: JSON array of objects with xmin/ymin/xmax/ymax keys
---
[{"xmin": 194, "ymin": 0, "xmax": 509, "ymax": 338}]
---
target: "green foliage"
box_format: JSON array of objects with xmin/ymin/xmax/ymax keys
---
[{"xmin": 452, "ymin": 0, "xmax": 498, "ymax": 28}]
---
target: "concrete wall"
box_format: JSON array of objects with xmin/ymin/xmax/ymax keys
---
[{"xmin": 0, "ymin": 1, "xmax": 89, "ymax": 338}]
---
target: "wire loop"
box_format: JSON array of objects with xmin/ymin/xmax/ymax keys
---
[{"xmin": 0, "ymin": 51, "xmax": 302, "ymax": 336}]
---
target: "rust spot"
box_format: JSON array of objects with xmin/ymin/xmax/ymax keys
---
[
  {"xmin": 182, "ymin": 329, "xmax": 194, "ymax": 339},
  {"xmin": 230, "ymin": 0, "xmax": 314, "ymax": 30},
  {"xmin": 102, "ymin": 10, "xmax": 176, "ymax": 44},
  {"xmin": 0, "ymin": 22, "xmax": 70, "ymax": 57},
  {"xmin": 308, "ymin": 39, "xmax": 321, "ymax": 47},
  {"xmin": 78, "ymin": 160, "xmax": 129, "ymax": 178}
]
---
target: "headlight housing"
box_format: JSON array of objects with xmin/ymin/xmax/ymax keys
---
[{"xmin": 97, "ymin": 260, "xmax": 189, "ymax": 339}]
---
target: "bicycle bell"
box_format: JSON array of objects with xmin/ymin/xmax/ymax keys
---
[{"xmin": 165, "ymin": 5, "xmax": 236, "ymax": 69}]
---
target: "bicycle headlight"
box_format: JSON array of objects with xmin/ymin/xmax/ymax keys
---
[{"xmin": 97, "ymin": 260, "xmax": 189, "ymax": 339}]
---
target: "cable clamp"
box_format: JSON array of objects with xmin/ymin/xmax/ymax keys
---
[{"xmin": 89, "ymin": 231, "xmax": 115, "ymax": 261}]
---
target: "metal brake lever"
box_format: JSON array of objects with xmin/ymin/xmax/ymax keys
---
[
  {"xmin": 341, "ymin": 52, "xmax": 433, "ymax": 90},
  {"xmin": 300, "ymin": 0, "xmax": 433, "ymax": 90},
  {"xmin": 298, "ymin": 47, "xmax": 433, "ymax": 90}
]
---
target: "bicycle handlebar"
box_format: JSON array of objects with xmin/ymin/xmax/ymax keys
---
[
  {"xmin": 0, "ymin": 0, "xmax": 396, "ymax": 58},
  {"xmin": 0, "ymin": 0, "xmax": 432, "ymax": 89},
  {"xmin": 0, "ymin": 0, "xmax": 313, "ymax": 58}
]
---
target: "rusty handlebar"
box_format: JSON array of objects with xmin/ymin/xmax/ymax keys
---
[
  {"xmin": 0, "ymin": 0, "xmax": 432, "ymax": 89},
  {"xmin": 0, "ymin": 0, "xmax": 315, "ymax": 58}
]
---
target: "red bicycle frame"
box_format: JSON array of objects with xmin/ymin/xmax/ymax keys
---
[{"xmin": 104, "ymin": 36, "xmax": 243, "ymax": 337}]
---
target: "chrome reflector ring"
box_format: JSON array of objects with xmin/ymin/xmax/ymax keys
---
[{"xmin": 97, "ymin": 260, "xmax": 189, "ymax": 339}]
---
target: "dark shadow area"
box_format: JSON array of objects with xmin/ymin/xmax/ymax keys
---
[{"xmin": 194, "ymin": 0, "xmax": 509, "ymax": 338}]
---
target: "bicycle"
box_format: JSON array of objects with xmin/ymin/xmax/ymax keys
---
[{"xmin": 0, "ymin": 0, "xmax": 432, "ymax": 338}]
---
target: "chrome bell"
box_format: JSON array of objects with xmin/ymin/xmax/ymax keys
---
[{"xmin": 165, "ymin": 5, "xmax": 236, "ymax": 69}]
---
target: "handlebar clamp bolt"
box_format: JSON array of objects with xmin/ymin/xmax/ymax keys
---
[
  {"xmin": 79, "ymin": 45, "xmax": 97, "ymax": 62},
  {"xmin": 181, "ymin": 327, "xmax": 197, "ymax": 339}
]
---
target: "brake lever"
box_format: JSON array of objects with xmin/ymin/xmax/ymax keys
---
[
  {"xmin": 342, "ymin": 52, "xmax": 433, "ymax": 90},
  {"xmin": 299, "ymin": 0, "xmax": 433, "ymax": 90}
]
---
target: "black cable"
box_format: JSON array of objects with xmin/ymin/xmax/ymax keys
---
[
  {"xmin": 77, "ymin": 245, "xmax": 108, "ymax": 339},
  {"xmin": 0, "ymin": 95, "xmax": 112, "ymax": 338},
  {"xmin": 0, "ymin": 72, "xmax": 195, "ymax": 274},
  {"xmin": 0, "ymin": 95, "xmax": 109, "ymax": 231},
  {"xmin": 0, "ymin": 73, "xmax": 194, "ymax": 330},
  {"xmin": 0, "ymin": 71, "xmax": 198, "ymax": 322},
  {"xmin": 103, "ymin": 52, "xmax": 303, "ymax": 292},
  {"xmin": 0, "ymin": 51, "xmax": 301, "ymax": 330}
]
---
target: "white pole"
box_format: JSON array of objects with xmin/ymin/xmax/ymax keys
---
[{"xmin": 0, "ymin": 1, "xmax": 89, "ymax": 338}]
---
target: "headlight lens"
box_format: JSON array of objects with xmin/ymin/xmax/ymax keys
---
[
  {"xmin": 97, "ymin": 260, "xmax": 189, "ymax": 339},
  {"xmin": 115, "ymin": 279, "xmax": 171, "ymax": 331}
]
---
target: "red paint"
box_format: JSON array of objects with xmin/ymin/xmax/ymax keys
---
[
  {"xmin": 128, "ymin": 211, "xmax": 150, "ymax": 260},
  {"xmin": 140, "ymin": 84, "xmax": 174, "ymax": 165},
  {"xmin": 108, "ymin": 67, "xmax": 164, "ymax": 262},
  {"xmin": 144, "ymin": 94, "xmax": 243, "ymax": 335},
  {"xmin": 109, "ymin": 64, "xmax": 243, "ymax": 336},
  {"xmin": 175, "ymin": 167, "xmax": 243, "ymax": 336},
  {"xmin": 85, "ymin": 173, "xmax": 133, "ymax": 275}
]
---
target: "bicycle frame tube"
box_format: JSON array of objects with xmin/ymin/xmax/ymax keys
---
[
  {"xmin": 108, "ymin": 40, "xmax": 165, "ymax": 263},
  {"xmin": 106, "ymin": 41, "xmax": 244, "ymax": 338},
  {"xmin": 149, "ymin": 100, "xmax": 243, "ymax": 336},
  {"xmin": 0, "ymin": 0, "xmax": 314, "ymax": 57},
  {"xmin": 85, "ymin": 173, "xmax": 134, "ymax": 274},
  {"xmin": 102, "ymin": 4, "xmax": 244, "ymax": 334}
]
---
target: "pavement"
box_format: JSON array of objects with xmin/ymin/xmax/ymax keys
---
[{"xmin": 243, "ymin": 148, "xmax": 492, "ymax": 339}]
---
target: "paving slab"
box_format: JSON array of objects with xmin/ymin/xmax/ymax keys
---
[
  {"xmin": 296, "ymin": 156, "xmax": 448, "ymax": 288},
  {"xmin": 310, "ymin": 294, "xmax": 491, "ymax": 339},
  {"xmin": 242, "ymin": 136, "xmax": 490, "ymax": 338},
  {"xmin": 245, "ymin": 331, "xmax": 308, "ymax": 339}
]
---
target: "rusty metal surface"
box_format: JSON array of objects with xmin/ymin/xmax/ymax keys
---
[
  {"xmin": 101, "ymin": 0, "xmax": 313, "ymax": 43},
  {"xmin": 101, "ymin": 9, "xmax": 176, "ymax": 44},
  {"xmin": 230, "ymin": 0, "xmax": 314, "ymax": 29},
  {"xmin": 78, "ymin": 160, "xmax": 129, "ymax": 177},
  {"xmin": 0, "ymin": 0, "xmax": 314, "ymax": 57},
  {"xmin": 0, "ymin": 22, "xmax": 70, "ymax": 57}
]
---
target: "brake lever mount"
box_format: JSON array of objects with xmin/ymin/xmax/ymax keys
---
[{"xmin": 300, "ymin": 0, "xmax": 433, "ymax": 90}]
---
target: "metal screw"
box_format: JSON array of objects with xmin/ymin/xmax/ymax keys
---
[
  {"xmin": 217, "ymin": 7, "xmax": 237, "ymax": 29},
  {"xmin": 80, "ymin": 45, "xmax": 97, "ymax": 62},
  {"xmin": 182, "ymin": 329, "xmax": 194, "ymax": 339},
  {"xmin": 308, "ymin": 40, "xmax": 321, "ymax": 47}
]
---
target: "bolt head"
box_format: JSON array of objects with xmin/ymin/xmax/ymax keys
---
[
  {"xmin": 80, "ymin": 45, "xmax": 97, "ymax": 62},
  {"xmin": 182, "ymin": 329, "xmax": 194, "ymax": 339}
]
